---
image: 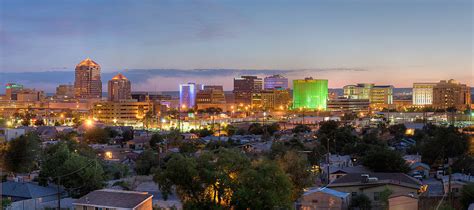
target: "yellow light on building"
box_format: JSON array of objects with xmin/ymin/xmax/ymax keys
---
[
  {"xmin": 105, "ymin": 151, "xmax": 113, "ymax": 159},
  {"xmin": 405, "ymin": 128, "xmax": 415, "ymax": 136}
]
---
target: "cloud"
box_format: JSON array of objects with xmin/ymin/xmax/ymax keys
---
[{"xmin": 0, "ymin": 68, "xmax": 368, "ymax": 92}]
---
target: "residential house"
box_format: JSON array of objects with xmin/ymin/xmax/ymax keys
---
[
  {"xmin": 442, "ymin": 173, "xmax": 474, "ymax": 196},
  {"xmin": 328, "ymin": 173, "xmax": 422, "ymax": 210},
  {"xmin": 73, "ymin": 189, "xmax": 153, "ymax": 210},
  {"xmin": 297, "ymin": 187, "xmax": 350, "ymax": 210},
  {"xmin": 409, "ymin": 162, "xmax": 430, "ymax": 178}
]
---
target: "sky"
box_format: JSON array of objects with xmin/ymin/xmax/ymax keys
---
[{"xmin": 0, "ymin": 0, "xmax": 472, "ymax": 91}]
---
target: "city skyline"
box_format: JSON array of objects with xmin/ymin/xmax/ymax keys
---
[{"xmin": 1, "ymin": 0, "xmax": 472, "ymax": 91}]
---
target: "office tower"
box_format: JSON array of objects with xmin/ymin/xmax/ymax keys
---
[
  {"xmin": 17, "ymin": 89, "xmax": 44, "ymax": 102},
  {"xmin": 55, "ymin": 84, "xmax": 75, "ymax": 99},
  {"xmin": 370, "ymin": 86, "xmax": 393, "ymax": 105},
  {"xmin": 233, "ymin": 76, "xmax": 263, "ymax": 105},
  {"xmin": 5, "ymin": 83, "xmax": 24, "ymax": 100},
  {"xmin": 92, "ymin": 101, "xmax": 153, "ymax": 125},
  {"xmin": 343, "ymin": 83, "xmax": 374, "ymax": 100},
  {"xmin": 196, "ymin": 85, "xmax": 227, "ymax": 111},
  {"xmin": 292, "ymin": 78, "xmax": 328, "ymax": 110},
  {"xmin": 432, "ymin": 79, "xmax": 471, "ymax": 110},
  {"xmin": 343, "ymin": 83, "xmax": 393, "ymax": 107},
  {"xmin": 251, "ymin": 89, "xmax": 291, "ymax": 110},
  {"xmin": 179, "ymin": 83, "xmax": 203, "ymax": 108},
  {"xmin": 327, "ymin": 98, "xmax": 370, "ymax": 113},
  {"xmin": 264, "ymin": 74, "xmax": 288, "ymax": 90},
  {"xmin": 108, "ymin": 73, "xmax": 132, "ymax": 101},
  {"xmin": 74, "ymin": 58, "xmax": 102, "ymax": 99},
  {"xmin": 412, "ymin": 83, "xmax": 437, "ymax": 106}
]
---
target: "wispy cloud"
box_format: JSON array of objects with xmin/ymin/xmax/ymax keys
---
[{"xmin": 0, "ymin": 68, "xmax": 368, "ymax": 92}]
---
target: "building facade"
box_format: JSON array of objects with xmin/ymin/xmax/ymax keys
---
[
  {"xmin": 5, "ymin": 83, "xmax": 24, "ymax": 100},
  {"xmin": 412, "ymin": 83, "xmax": 436, "ymax": 106},
  {"xmin": 251, "ymin": 89, "xmax": 292, "ymax": 110},
  {"xmin": 343, "ymin": 83, "xmax": 373, "ymax": 100},
  {"xmin": 343, "ymin": 83, "xmax": 393, "ymax": 108},
  {"xmin": 264, "ymin": 74, "xmax": 288, "ymax": 90},
  {"xmin": 74, "ymin": 58, "xmax": 102, "ymax": 99},
  {"xmin": 91, "ymin": 101, "xmax": 153, "ymax": 125},
  {"xmin": 233, "ymin": 76, "xmax": 263, "ymax": 105},
  {"xmin": 293, "ymin": 78, "xmax": 328, "ymax": 110},
  {"xmin": 55, "ymin": 84, "xmax": 75, "ymax": 99},
  {"xmin": 179, "ymin": 83, "xmax": 203, "ymax": 108},
  {"xmin": 432, "ymin": 79, "xmax": 471, "ymax": 110},
  {"xmin": 108, "ymin": 73, "xmax": 132, "ymax": 101},
  {"xmin": 327, "ymin": 98, "xmax": 370, "ymax": 113}
]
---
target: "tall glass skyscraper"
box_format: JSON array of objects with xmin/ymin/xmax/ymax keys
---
[
  {"xmin": 74, "ymin": 58, "xmax": 102, "ymax": 99},
  {"xmin": 293, "ymin": 78, "xmax": 328, "ymax": 110},
  {"xmin": 179, "ymin": 83, "xmax": 203, "ymax": 108},
  {"xmin": 264, "ymin": 74, "xmax": 288, "ymax": 90}
]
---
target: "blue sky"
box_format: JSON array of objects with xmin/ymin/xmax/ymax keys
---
[{"xmin": 0, "ymin": 0, "xmax": 472, "ymax": 91}]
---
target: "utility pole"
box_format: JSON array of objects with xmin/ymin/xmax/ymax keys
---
[
  {"xmin": 326, "ymin": 139, "xmax": 330, "ymax": 185},
  {"xmin": 57, "ymin": 177, "xmax": 61, "ymax": 210}
]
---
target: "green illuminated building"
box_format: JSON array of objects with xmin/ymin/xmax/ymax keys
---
[{"xmin": 292, "ymin": 78, "xmax": 328, "ymax": 110}]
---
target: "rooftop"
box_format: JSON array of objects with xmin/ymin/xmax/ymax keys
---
[
  {"xmin": 76, "ymin": 58, "xmax": 99, "ymax": 67},
  {"xmin": 74, "ymin": 189, "xmax": 152, "ymax": 208},
  {"xmin": 329, "ymin": 173, "xmax": 421, "ymax": 188},
  {"xmin": 1, "ymin": 181, "xmax": 60, "ymax": 199}
]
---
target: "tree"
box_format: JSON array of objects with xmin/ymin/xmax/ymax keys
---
[
  {"xmin": 362, "ymin": 149, "xmax": 409, "ymax": 173},
  {"xmin": 351, "ymin": 194, "xmax": 372, "ymax": 210},
  {"xmin": 103, "ymin": 162, "xmax": 129, "ymax": 180},
  {"xmin": 461, "ymin": 183, "xmax": 474, "ymax": 210},
  {"xmin": 104, "ymin": 127, "xmax": 119, "ymax": 139},
  {"xmin": 277, "ymin": 150, "xmax": 313, "ymax": 201},
  {"xmin": 39, "ymin": 143, "xmax": 105, "ymax": 198},
  {"xmin": 388, "ymin": 124, "xmax": 407, "ymax": 140},
  {"xmin": 223, "ymin": 124, "xmax": 237, "ymax": 136},
  {"xmin": 135, "ymin": 149, "xmax": 160, "ymax": 175},
  {"xmin": 232, "ymin": 160, "xmax": 293, "ymax": 210},
  {"xmin": 420, "ymin": 126, "xmax": 468, "ymax": 165},
  {"xmin": 292, "ymin": 124, "xmax": 311, "ymax": 133},
  {"xmin": 84, "ymin": 127, "xmax": 109, "ymax": 144},
  {"xmin": 197, "ymin": 128, "xmax": 214, "ymax": 137},
  {"xmin": 248, "ymin": 123, "xmax": 263, "ymax": 135},
  {"xmin": 122, "ymin": 129, "xmax": 134, "ymax": 141},
  {"xmin": 320, "ymin": 125, "xmax": 358, "ymax": 154},
  {"xmin": 149, "ymin": 133, "xmax": 165, "ymax": 149},
  {"xmin": 34, "ymin": 118, "xmax": 45, "ymax": 126},
  {"xmin": 2, "ymin": 133, "xmax": 40, "ymax": 173},
  {"xmin": 262, "ymin": 123, "xmax": 280, "ymax": 136}
]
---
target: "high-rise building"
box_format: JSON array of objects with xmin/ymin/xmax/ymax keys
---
[
  {"xmin": 412, "ymin": 83, "xmax": 437, "ymax": 106},
  {"xmin": 55, "ymin": 84, "xmax": 75, "ymax": 99},
  {"xmin": 343, "ymin": 83, "xmax": 393, "ymax": 107},
  {"xmin": 292, "ymin": 78, "xmax": 328, "ymax": 110},
  {"xmin": 179, "ymin": 83, "xmax": 203, "ymax": 108},
  {"xmin": 233, "ymin": 76, "xmax": 263, "ymax": 105},
  {"xmin": 432, "ymin": 79, "xmax": 470, "ymax": 110},
  {"xmin": 196, "ymin": 85, "xmax": 227, "ymax": 111},
  {"xmin": 74, "ymin": 58, "xmax": 102, "ymax": 99},
  {"xmin": 108, "ymin": 73, "xmax": 132, "ymax": 101},
  {"xmin": 370, "ymin": 86, "xmax": 394, "ymax": 105},
  {"xmin": 343, "ymin": 83, "xmax": 374, "ymax": 100},
  {"xmin": 5, "ymin": 83, "xmax": 24, "ymax": 100},
  {"xmin": 264, "ymin": 74, "xmax": 288, "ymax": 90},
  {"xmin": 251, "ymin": 89, "xmax": 291, "ymax": 110}
]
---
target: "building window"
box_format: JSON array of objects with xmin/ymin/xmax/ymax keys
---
[
  {"xmin": 373, "ymin": 192, "xmax": 381, "ymax": 201},
  {"xmin": 312, "ymin": 199, "xmax": 318, "ymax": 203}
]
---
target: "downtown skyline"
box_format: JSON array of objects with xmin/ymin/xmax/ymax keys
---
[{"xmin": 1, "ymin": 0, "xmax": 473, "ymax": 91}]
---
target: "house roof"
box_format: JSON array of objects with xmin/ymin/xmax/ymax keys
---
[
  {"xmin": 1, "ymin": 181, "xmax": 59, "ymax": 199},
  {"xmin": 74, "ymin": 189, "xmax": 152, "ymax": 208},
  {"xmin": 329, "ymin": 173, "xmax": 421, "ymax": 189},
  {"xmin": 329, "ymin": 165, "xmax": 371, "ymax": 174},
  {"xmin": 303, "ymin": 187, "xmax": 349, "ymax": 198}
]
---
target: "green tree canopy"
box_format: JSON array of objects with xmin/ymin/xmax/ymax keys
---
[
  {"xmin": 2, "ymin": 133, "xmax": 41, "ymax": 173},
  {"xmin": 84, "ymin": 127, "xmax": 109, "ymax": 144},
  {"xmin": 362, "ymin": 149, "xmax": 409, "ymax": 173}
]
